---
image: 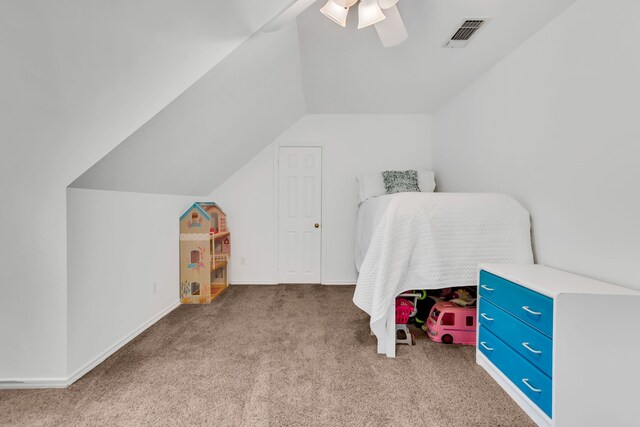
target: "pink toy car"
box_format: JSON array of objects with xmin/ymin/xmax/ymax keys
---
[{"xmin": 423, "ymin": 301, "xmax": 477, "ymax": 345}]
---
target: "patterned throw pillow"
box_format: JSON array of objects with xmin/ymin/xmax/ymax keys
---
[{"xmin": 382, "ymin": 170, "xmax": 421, "ymax": 194}]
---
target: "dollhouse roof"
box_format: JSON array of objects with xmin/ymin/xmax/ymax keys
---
[
  {"xmin": 198, "ymin": 202, "xmax": 226, "ymax": 216},
  {"xmin": 180, "ymin": 203, "xmax": 210, "ymax": 221},
  {"xmin": 179, "ymin": 202, "xmax": 226, "ymax": 222}
]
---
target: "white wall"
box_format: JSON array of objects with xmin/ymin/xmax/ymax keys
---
[
  {"xmin": 0, "ymin": 0, "xmax": 290, "ymax": 382},
  {"xmin": 66, "ymin": 189, "xmax": 196, "ymax": 379},
  {"xmin": 433, "ymin": 0, "xmax": 640, "ymax": 290},
  {"xmin": 209, "ymin": 114, "xmax": 432, "ymax": 284}
]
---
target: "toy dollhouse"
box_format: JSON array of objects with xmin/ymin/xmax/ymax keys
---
[{"xmin": 179, "ymin": 202, "xmax": 231, "ymax": 304}]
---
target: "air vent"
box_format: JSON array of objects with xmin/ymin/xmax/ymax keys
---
[{"xmin": 444, "ymin": 19, "xmax": 488, "ymax": 48}]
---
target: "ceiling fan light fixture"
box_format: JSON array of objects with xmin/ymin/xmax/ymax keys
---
[
  {"xmin": 377, "ymin": 0, "xmax": 399, "ymax": 9},
  {"xmin": 320, "ymin": 0, "xmax": 350, "ymax": 27},
  {"xmin": 357, "ymin": 0, "xmax": 386, "ymax": 29}
]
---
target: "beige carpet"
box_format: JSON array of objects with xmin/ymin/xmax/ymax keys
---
[{"xmin": 0, "ymin": 285, "xmax": 534, "ymax": 426}]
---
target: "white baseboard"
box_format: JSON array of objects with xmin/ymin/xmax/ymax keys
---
[
  {"xmin": 0, "ymin": 378, "xmax": 68, "ymax": 389},
  {"xmin": 0, "ymin": 300, "xmax": 180, "ymax": 390},
  {"xmin": 230, "ymin": 280, "xmax": 355, "ymax": 285},
  {"xmin": 230, "ymin": 280, "xmax": 278, "ymax": 285},
  {"xmin": 322, "ymin": 280, "xmax": 356, "ymax": 285},
  {"xmin": 66, "ymin": 300, "xmax": 180, "ymax": 386}
]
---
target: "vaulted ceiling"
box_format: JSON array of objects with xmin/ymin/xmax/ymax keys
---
[
  {"xmin": 71, "ymin": 24, "xmax": 305, "ymax": 195},
  {"xmin": 70, "ymin": 0, "xmax": 578, "ymax": 195},
  {"xmin": 299, "ymin": 0, "xmax": 577, "ymax": 113}
]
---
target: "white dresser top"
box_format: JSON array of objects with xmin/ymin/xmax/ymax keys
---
[{"xmin": 480, "ymin": 264, "xmax": 640, "ymax": 298}]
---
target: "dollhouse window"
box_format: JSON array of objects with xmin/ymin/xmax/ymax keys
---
[
  {"xmin": 192, "ymin": 212, "xmax": 198, "ymax": 220},
  {"xmin": 212, "ymin": 212, "xmax": 219, "ymax": 231},
  {"xmin": 190, "ymin": 282, "xmax": 200, "ymax": 295},
  {"xmin": 441, "ymin": 312, "xmax": 455, "ymax": 326},
  {"xmin": 190, "ymin": 250, "xmax": 200, "ymax": 264},
  {"xmin": 466, "ymin": 316, "xmax": 474, "ymax": 327}
]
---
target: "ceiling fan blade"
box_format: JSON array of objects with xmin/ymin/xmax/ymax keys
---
[
  {"xmin": 262, "ymin": 0, "xmax": 318, "ymax": 33},
  {"xmin": 373, "ymin": 5, "xmax": 408, "ymax": 47}
]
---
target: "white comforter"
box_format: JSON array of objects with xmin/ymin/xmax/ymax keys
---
[{"xmin": 353, "ymin": 193, "xmax": 533, "ymax": 342}]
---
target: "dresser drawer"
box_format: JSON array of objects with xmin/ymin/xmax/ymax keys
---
[
  {"xmin": 479, "ymin": 298, "xmax": 553, "ymax": 377},
  {"xmin": 479, "ymin": 270, "xmax": 554, "ymax": 337},
  {"xmin": 479, "ymin": 326, "xmax": 552, "ymax": 418}
]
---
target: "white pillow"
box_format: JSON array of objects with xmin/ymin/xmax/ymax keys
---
[
  {"xmin": 418, "ymin": 169, "xmax": 436, "ymax": 193},
  {"xmin": 356, "ymin": 172, "xmax": 387, "ymax": 203},
  {"xmin": 356, "ymin": 169, "xmax": 436, "ymax": 203}
]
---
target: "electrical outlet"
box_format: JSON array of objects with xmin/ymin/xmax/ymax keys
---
[{"xmin": 153, "ymin": 282, "xmax": 157, "ymax": 294}]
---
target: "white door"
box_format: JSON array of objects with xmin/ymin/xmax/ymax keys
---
[{"xmin": 278, "ymin": 146, "xmax": 322, "ymax": 284}]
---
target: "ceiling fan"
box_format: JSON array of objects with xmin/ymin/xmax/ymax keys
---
[
  {"xmin": 262, "ymin": 0, "xmax": 408, "ymax": 48},
  {"xmin": 320, "ymin": 0, "xmax": 408, "ymax": 47}
]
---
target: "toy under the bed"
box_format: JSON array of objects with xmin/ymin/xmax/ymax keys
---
[
  {"xmin": 354, "ymin": 193, "xmax": 534, "ymax": 357},
  {"xmin": 394, "ymin": 297, "xmax": 416, "ymax": 345}
]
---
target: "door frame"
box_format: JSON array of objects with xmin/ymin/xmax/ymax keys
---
[{"xmin": 273, "ymin": 144, "xmax": 325, "ymax": 284}]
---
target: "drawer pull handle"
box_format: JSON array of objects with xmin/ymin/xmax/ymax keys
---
[
  {"xmin": 522, "ymin": 306, "xmax": 542, "ymax": 316},
  {"xmin": 522, "ymin": 342, "xmax": 542, "ymax": 355},
  {"xmin": 481, "ymin": 285, "xmax": 494, "ymax": 292},
  {"xmin": 522, "ymin": 378, "xmax": 542, "ymax": 393},
  {"xmin": 480, "ymin": 313, "xmax": 494, "ymax": 321},
  {"xmin": 480, "ymin": 342, "xmax": 494, "ymax": 351}
]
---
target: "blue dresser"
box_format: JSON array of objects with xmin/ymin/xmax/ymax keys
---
[{"xmin": 477, "ymin": 264, "xmax": 640, "ymax": 427}]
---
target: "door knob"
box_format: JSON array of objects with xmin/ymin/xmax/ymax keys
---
[{"xmin": 314, "ymin": 223, "xmax": 320, "ymax": 228}]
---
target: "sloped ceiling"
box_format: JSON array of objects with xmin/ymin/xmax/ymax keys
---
[
  {"xmin": 27, "ymin": 0, "xmax": 295, "ymax": 186},
  {"xmin": 0, "ymin": 0, "xmax": 294, "ymax": 192},
  {"xmin": 71, "ymin": 24, "xmax": 305, "ymax": 195},
  {"xmin": 71, "ymin": 0, "xmax": 578, "ymax": 195},
  {"xmin": 298, "ymin": 0, "xmax": 578, "ymax": 113}
]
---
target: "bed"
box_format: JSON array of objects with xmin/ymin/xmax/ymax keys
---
[{"xmin": 353, "ymin": 192, "xmax": 534, "ymax": 357}]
